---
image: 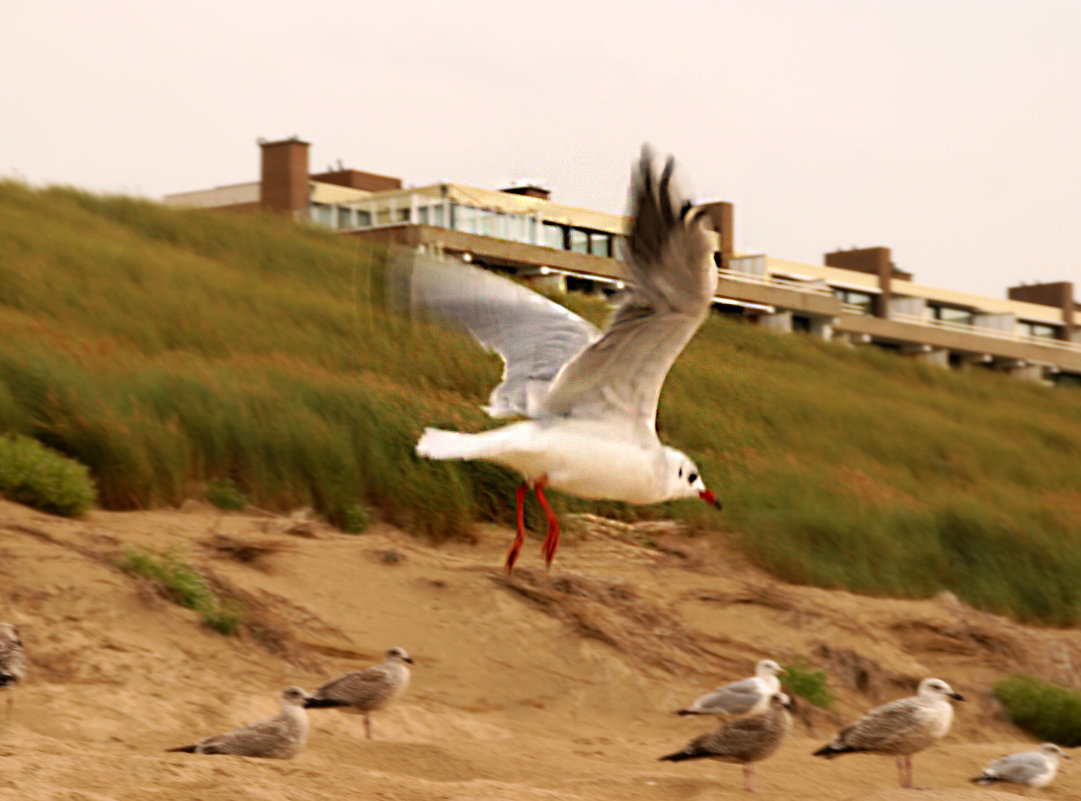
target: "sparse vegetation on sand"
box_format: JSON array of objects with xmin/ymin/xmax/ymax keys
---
[
  {"xmin": 2, "ymin": 181, "xmax": 1081, "ymax": 623},
  {"xmin": 113, "ymin": 546, "xmax": 241, "ymax": 635},
  {"xmin": 993, "ymin": 673, "xmax": 1081, "ymax": 746}
]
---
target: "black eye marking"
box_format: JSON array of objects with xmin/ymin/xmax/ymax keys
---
[
  {"xmin": 678, "ymin": 466, "xmax": 682, "ymax": 478},
  {"xmin": 688, "ymin": 472, "xmax": 698, "ymax": 484}
]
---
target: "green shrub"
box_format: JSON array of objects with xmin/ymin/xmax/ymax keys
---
[
  {"xmin": 3, "ymin": 182, "xmax": 1081, "ymax": 624},
  {"xmin": 113, "ymin": 547, "xmax": 242, "ymax": 635},
  {"xmin": 207, "ymin": 479, "xmax": 246, "ymax": 511},
  {"xmin": 0, "ymin": 434, "xmax": 95, "ymax": 516},
  {"xmin": 993, "ymin": 674, "xmax": 1081, "ymax": 746},
  {"xmin": 339, "ymin": 502, "xmax": 371, "ymax": 534},
  {"xmin": 781, "ymin": 656, "xmax": 835, "ymax": 709}
]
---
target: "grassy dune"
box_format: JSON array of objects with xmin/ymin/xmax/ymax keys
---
[{"xmin": 2, "ymin": 180, "xmax": 1081, "ymax": 623}]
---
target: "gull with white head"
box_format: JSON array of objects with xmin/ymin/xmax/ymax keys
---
[
  {"xmin": 166, "ymin": 686, "xmax": 313, "ymax": 759},
  {"xmin": 813, "ymin": 677, "xmax": 964, "ymax": 789},
  {"xmin": 401, "ymin": 147, "xmax": 722, "ymax": 569},
  {"xmin": 971, "ymin": 742, "xmax": 1070, "ymax": 794},
  {"xmin": 304, "ymin": 646, "xmax": 413, "ymax": 740},
  {"xmin": 677, "ymin": 659, "xmax": 784, "ymax": 717}
]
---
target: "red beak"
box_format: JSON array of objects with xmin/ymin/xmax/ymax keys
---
[{"xmin": 699, "ymin": 489, "xmax": 722, "ymax": 510}]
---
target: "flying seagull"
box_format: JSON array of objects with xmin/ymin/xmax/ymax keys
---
[
  {"xmin": 401, "ymin": 146, "xmax": 722, "ymax": 569},
  {"xmin": 304, "ymin": 646, "xmax": 413, "ymax": 739},
  {"xmin": 813, "ymin": 677, "xmax": 964, "ymax": 789}
]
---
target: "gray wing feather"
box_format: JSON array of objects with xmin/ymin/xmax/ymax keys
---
[
  {"xmin": 689, "ymin": 679, "xmax": 764, "ymax": 715},
  {"xmin": 540, "ymin": 148, "xmax": 715, "ymax": 440},
  {"xmin": 388, "ymin": 250, "xmax": 599, "ymax": 418},
  {"xmin": 986, "ymin": 752, "xmax": 1048, "ymax": 783}
]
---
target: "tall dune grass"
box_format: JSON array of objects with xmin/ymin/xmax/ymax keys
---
[{"xmin": 3, "ymin": 180, "xmax": 1081, "ymax": 623}]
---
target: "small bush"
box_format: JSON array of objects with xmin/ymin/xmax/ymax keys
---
[
  {"xmin": 993, "ymin": 673, "xmax": 1081, "ymax": 746},
  {"xmin": 781, "ymin": 656, "xmax": 835, "ymax": 708},
  {"xmin": 207, "ymin": 479, "xmax": 246, "ymax": 511},
  {"xmin": 340, "ymin": 502, "xmax": 371, "ymax": 534},
  {"xmin": 0, "ymin": 434, "xmax": 96, "ymax": 516},
  {"xmin": 113, "ymin": 546, "xmax": 242, "ymax": 635}
]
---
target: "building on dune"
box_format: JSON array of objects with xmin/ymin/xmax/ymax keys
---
[{"xmin": 164, "ymin": 137, "xmax": 1081, "ymax": 387}]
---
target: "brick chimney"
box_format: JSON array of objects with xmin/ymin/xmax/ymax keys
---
[
  {"xmin": 825, "ymin": 247, "xmax": 910, "ymax": 318},
  {"xmin": 259, "ymin": 137, "xmax": 310, "ymax": 216},
  {"xmin": 1008, "ymin": 280, "xmax": 1076, "ymax": 341}
]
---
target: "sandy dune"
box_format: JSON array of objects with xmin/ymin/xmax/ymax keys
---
[{"xmin": 1, "ymin": 498, "xmax": 1078, "ymax": 800}]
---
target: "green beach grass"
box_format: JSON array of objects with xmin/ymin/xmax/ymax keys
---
[{"xmin": 3, "ymin": 180, "xmax": 1081, "ymax": 624}]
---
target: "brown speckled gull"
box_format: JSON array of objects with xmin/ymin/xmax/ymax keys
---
[
  {"xmin": 304, "ymin": 646, "xmax": 413, "ymax": 739},
  {"xmin": 661, "ymin": 692, "xmax": 792, "ymax": 792},
  {"xmin": 167, "ymin": 686, "xmax": 312, "ymax": 759},
  {"xmin": 0, "ymin": 622, "xmax": 26, "ymax": 718},
  {"xmin": 813, "ymin": 677, "xmax": 964, "ymax": 789}
]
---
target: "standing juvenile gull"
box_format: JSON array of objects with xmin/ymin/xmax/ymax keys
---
[
  {"xmin": 971, "ymin": 742, "xmax": 1070, "ymax": 794},
  {"xmin": 400, "ymin": 146, "xmax": 722, "ymax": 570},
  {"xmin": 677, "ymin": 659, "xmax": 784, "ymax": 717},
  {"xmin": 660, "ymin": 692, "xmax": 792, "ymax": 792},
  {"xmin": 0, "ymin": 622, "xmax": 26, "ymax": 718},
  {"xmin": 813, "ymin": 677, "xmax": 964, "ymax": 789},
  {"xmin": 167, "ymin": 686, "xmax": 312, "ymax": 759},
  {"xmin": 304, "ymin": 646, "xmax": 413, "ymax": 739}
]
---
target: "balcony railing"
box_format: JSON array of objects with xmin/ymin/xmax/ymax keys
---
[{"xmin": 890, "ymin": 312, "xmax": 1081, "ymax": 353}]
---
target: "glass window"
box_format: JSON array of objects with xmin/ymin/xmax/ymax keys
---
[
  {"xmin": 429, "ymin": 205, "xmax": 445, "ymax": 227},
  {"xmin": 933, "ymin": 306, "xmax": 973, "ymax": 325},
  {"xmin": 543, "ymin": 222, "xmax": 565, "ymax": 250},
  {"xmin": 355, "ymin": 209, "xmax": 371, "ymax": 226},
  {"xmin": 310, "ymin": 204, "xmax": 332, "ymax": 226},
  {"xmin": 1021, "ymin": 321, "xmax": 1059, "ymax": 339},
  {"xmin": 569, "ymin": 228, "xmax": 589, "ymax": 254},
  {"xmin": 337, "ymin": 207, "xmax": 353, "ymax": 229},
  {"xmin": 833, "ymin": 288, "xmax": 874, "ymax": 313},
  {"xmin": 589, "ymin": 232, "xmax": 611, "ymax": 257}
]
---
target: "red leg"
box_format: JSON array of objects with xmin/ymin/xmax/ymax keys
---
[
  {"xmin": 534, "ymin": 478, "xmax": 561, "ymax": 567},
  {"xmin": 504, "ymin": 482, "xmax": 529, "ymax": 571}
]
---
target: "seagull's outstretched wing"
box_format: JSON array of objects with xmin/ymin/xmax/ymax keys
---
[
  {"xmin": 541, "ymin": 147, "xmax": 716, "ymax": 441},
  {"xmin": 389, "ymin": 250, "xmax": 600, "ymax": 418}
]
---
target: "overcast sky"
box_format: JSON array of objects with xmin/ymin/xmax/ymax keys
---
[{"xmin": 4, "ymin": 0, "xmax": 1079, "ymax": 298}]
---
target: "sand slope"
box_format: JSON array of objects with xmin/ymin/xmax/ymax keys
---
[{"xmin": 1, "ymin": 498, "xmax": 1078, "ymax": 800}]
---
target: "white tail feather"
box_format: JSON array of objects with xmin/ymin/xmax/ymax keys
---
[{"xmin": 416, "ymin": 428, "xmax": 489, "ymax": 460}]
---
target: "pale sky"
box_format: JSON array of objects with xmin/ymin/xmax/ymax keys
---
[{"xmin": 4, "ymin": 0, "xmax": 1080, "ymax": 298}]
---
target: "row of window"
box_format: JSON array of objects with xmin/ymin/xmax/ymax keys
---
[{"xmin": 310, "ymin": 199, "xmax": 619, "ymax": 259}]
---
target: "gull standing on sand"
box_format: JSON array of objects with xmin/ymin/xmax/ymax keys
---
[
  {"xmin": 676, "ymin": 659, "xmax": 784, "ymax": 717},
  {"xmin": 401, "ymin": 147, "xmax": 722, "ymax": 570},
  {"xmin": 304, "ymin": 646, "xmax": 413, "ymax": 739},
  {"xmin": 813, "ymin": 677, "xmax": 964, "ymax": 789},
  {"xmin": 0, "ymin": 622, "xmax": 26, "ymax": 718},
  {"xmin": 167, "ymin": 686, "xmax": 313, "ymax": 759},
  {"xmin": 660, "ymin": 692, "xmax": 792, "ymax": 792},
  {"xmin": 971, "ymin": 742, "xmax": 1070, "ymax": 794}
]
